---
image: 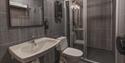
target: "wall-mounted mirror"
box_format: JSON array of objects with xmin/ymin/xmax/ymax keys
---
[{"xmin": 8, "ymin": 0, "xmax": 44, "ymax": 28}]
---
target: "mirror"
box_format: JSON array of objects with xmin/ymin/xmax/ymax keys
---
[{"xmin": 8, "ymin": 0, "xmax": 44, "ymax": 28}]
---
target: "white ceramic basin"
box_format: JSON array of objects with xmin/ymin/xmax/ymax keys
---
[{"xmin": 9, "ymin": 37, "xmax": 60, "ymax": 62}]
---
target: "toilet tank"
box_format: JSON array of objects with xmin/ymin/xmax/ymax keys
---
[{"xmin": 57, "ymin": 36, "xmax": 68, "ymax": 51}]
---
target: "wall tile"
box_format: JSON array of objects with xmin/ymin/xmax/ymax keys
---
[
  {"xmin": 0, "ymin": 44, "xmax": 13, "ymax": 63},
  {"xmin": 0, "ymin": 31, "xmax": 9, "ymax": 45},
  {"xmin": 0, "ymin": 0, "xmax": 7, "ymax": 13}
]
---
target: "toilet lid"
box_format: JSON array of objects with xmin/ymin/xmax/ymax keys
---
[{"xmin": 63, "ymin": 47, "xmax": 83, "ymax": 57}]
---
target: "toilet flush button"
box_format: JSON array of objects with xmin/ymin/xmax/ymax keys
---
[{"xmin": 63, "ymin": 47, "xmax": 83, "ymax": 57}]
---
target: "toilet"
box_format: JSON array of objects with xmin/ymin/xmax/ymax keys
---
[{"xmin": 57, "ymin": 36, "xmax": 83, "ymax": 63}]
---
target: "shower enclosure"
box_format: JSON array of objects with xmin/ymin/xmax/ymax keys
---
[
  {"xmin": 64, "ymin": 0, "xmax": 115, "ymax": 63},
  {"xmin": 64, "ymin": 0, "xmax": 87, "ymax": 57}
]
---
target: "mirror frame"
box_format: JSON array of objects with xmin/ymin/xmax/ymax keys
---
[{"xmin": 7, "ymin": 0, "xmax": 44, "ymax": 28}]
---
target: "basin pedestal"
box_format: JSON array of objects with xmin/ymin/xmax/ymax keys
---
[{"xmin": 31, "ymin": 58, "xmax": 40, "ymax": 63}]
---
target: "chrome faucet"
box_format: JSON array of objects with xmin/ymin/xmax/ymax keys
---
[{"xmin": 30, "ymin": 35, "xmax": 37, "ymax": 46}]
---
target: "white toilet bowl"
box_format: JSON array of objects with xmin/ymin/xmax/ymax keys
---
[
  {"xmin": 57, "ymin": 37, "xmax": 83, "ymax": 63},
  {"xmin": 63, "ymin": 47, "xmax": 83, "ymax": 63}
]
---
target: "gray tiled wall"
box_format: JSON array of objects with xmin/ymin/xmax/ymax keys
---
[
  {"xmin": 87, "ymin": 0, "xmax": 113, "ymax": 51},
  {"xmin": 0, "ymin": 0, "xmax": 64, "ymax": 63},
  {"xmin": 0, "ymin": 0, "xmax": 45, "ymax": 61}
]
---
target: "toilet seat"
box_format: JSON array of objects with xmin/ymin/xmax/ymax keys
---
[{"xmin": 63, "ymin": 47, "xmax": 83, "ymax": 57}]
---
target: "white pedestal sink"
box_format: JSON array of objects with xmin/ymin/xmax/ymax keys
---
[{"xmin": 9, "ymin": 37, "xmax": 60, "ymax": 63}]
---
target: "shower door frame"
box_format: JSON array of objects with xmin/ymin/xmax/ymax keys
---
[
  {"xmin": 82, "ymin": 0, "xmax": 87, "ymax": 57},
  {"xmin": 64, "ymin": 0, "xmax": 72, "ymax": 47}
]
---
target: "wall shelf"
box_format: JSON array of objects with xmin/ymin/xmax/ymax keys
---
[{"xmin": 9, "ymin": 1, "xmax": 27, "ymax": 9}]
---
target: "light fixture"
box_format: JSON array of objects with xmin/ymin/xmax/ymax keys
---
[{"xmin": 71, "ymin": 3, "xmax": 80, "ymax": 9}]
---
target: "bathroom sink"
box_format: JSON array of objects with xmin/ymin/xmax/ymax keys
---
[{"xmin": 9, "ymin": 37, "xmax": 60, "ymax": 62}]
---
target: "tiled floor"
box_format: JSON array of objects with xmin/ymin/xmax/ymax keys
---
[{"xmin": 81, "ymin": 47, "xmax": 115, "ymax": 63}]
